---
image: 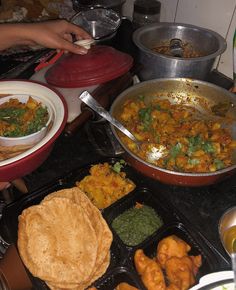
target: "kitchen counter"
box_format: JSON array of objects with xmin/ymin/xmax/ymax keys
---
[{"xmin": 0, "ymin": 19, "xmax": 235, "ymax": 280}]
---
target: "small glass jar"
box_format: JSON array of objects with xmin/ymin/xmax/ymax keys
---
[{"xmin": 133, "ymin": 0, "xmax": 161, "ymax": 29}]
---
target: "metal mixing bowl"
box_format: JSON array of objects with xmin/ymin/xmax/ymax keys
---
[{"xmin": 133, "ymin": 22, "xmax": 227, "ymax": 81}]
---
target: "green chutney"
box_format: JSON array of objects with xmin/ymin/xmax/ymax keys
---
[{"xmin": 111, "ymin": 204, "xmax": 163, "ymax": 246}]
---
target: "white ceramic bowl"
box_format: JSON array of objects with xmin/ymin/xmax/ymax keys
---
[
  {"xmin": 0, "ymin": 94, "xmax": 54, "ymax": 147},
  {"xmin": 0, "ymin": 80, "xmax": 68, "ymax": 181},
  {"xmin": 189, "ymin": 271, "xmax": 233, "ymax": 290}
]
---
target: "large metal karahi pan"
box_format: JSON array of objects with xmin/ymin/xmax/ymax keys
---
[{"xmin": 110, "ymin": 78, "xmax": 236, "ymax": 187}]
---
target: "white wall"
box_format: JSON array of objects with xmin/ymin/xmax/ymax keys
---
[{"xmin": 122, "ymin": 0, "xmax": 236, "ymax": 79}]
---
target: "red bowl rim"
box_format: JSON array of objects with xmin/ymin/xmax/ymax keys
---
[{"xmin": 0, "ymin": 79, "xmax": 68, "ymax": 170}]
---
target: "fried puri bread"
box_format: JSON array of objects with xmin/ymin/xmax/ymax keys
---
[
  {"xmin": 17, "ymin": 197, "xmax": 98, "ymax": 285},
  {"xmin": 42, "ymin": 187, "xmax": 113, "ymax": 287},
  {"xmin": 17, "ymin": 187, "xmax": 113, "ymax": 290},
  {"xmin": 46, "ymin": 253, "xmax": 110, "ymax": 290}
]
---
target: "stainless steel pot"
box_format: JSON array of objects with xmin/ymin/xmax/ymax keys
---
[
  {"xmin": 110, "ymin": 78, "xmax": 236, "ymax": 187},
  {"xmin": 133, "ymin": 22, "xmax": 227, "ymax": 81}
]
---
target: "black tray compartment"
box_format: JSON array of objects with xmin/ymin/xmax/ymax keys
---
[
  {"xmin": 129, "ymin": 222, "xmax": 222, "ymax": 279},
  {"xmin": 94, "ymin": 266, "xmax": 144, "ymax": 289},
  {"xmin": 103, "ymin": 187, "xmax": 179, "ymax": 250}
]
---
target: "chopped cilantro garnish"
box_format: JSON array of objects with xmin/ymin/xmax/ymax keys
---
[
  {"xmin": 112, "ymin": 160, "xmax": 126, "ymax": 173},
  {"xmin": 155, "ymin": 104, "xmax": 162, "ymax": 111},
  {"xmin": 188, "ymin": 158, "xmax": 200, "ymax": 165},
  {"xmin": 138, "ymin": 95, "xmax": 145, "ymax": 101},
  {"xmin": 154, "ymin": 104, "xmax": 170, "ymax": 114},
  {"xmin": 139, "ymin": 107, "xmax": 152, "ymax": 130},
  {"xmin": 214, "ymin": 159, "xmax": 225, "ymax": 170},
  {"xmin": 202, "ymin": 141, "xmax": 215, "ymax": 153},
  {"xmin": 170, "ymin": 142, "xmax": 182, "ymax": 158},
  {"xmin": 187, "ymin": 135, "xmax": 215, "ymax": 155}
]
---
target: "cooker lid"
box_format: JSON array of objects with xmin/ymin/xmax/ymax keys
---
[{"xmin": 45, "ymin": 45, "xmax": 133, "ymax": 88}]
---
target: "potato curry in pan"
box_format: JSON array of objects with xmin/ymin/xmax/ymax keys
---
[{"xmin": 117, "ymin": 96, "xmax": 236, "ymax": 173}]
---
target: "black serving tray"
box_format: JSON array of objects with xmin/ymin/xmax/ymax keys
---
[
  {"xmin": 0, "ymin": 157, "xmax": 230, "ymax": 290},
  {"xmin": 94, "ymin": 266, "xmax": 144, "ymax": 289},
  {"xmin": 127, "ymin": 222, "xmax": 220, "ymax": 289},
  {"xmin": 103, "ymin": 188, "xmax": 179, "ymax": 250}
]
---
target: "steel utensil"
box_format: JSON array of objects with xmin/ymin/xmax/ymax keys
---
[
  {"xmin": 79, "ymin": 91, "xmax": 139, "ymax": 144},
  {"xmin": 79, "ymin": 91, "xmax": 167, "ymax": 161}
]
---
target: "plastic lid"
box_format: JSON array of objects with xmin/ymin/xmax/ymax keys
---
[
  {"xmin": 45, "ymin": 45, "xmax": 133, "ymax": 88},
  {"xmin": 134, "ymin": 0, "xmax": 161, "ymax": 15}
]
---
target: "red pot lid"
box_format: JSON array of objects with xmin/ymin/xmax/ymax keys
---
[{"xmin": 45, "ymin": 45, "xmax": 133, "ymax": 88}]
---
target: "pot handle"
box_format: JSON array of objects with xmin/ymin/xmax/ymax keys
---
[{"xmin": 169, "ymin": 38, "xmax": 184, "ymax": 57}]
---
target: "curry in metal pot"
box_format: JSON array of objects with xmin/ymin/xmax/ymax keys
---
[
  {"xmin": 152, "ymin": 40, "xmax": 204, "ymax": 58},
  {"xmin": 117, "ymin": 96, "xmax": 236, "ymax": 173}
]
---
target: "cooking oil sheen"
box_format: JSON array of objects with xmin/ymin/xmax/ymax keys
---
[{"xmin": 223, "ymin": 225, "xmax": 236, "ymax": 253}]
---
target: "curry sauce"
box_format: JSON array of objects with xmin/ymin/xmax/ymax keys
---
[{"xmin": 118, "ymin": 97, "xmax": 236, "ymax": 173}]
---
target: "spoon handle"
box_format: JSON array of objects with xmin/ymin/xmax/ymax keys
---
[
  {"xmin": 79, "ymin": 91, "xmax": 137, "ymax": 142},
  {"xmin": 231, "ymin": 252, "xmax": 236, "ymax": 289}
]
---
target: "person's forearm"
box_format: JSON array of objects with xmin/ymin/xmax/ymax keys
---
[
  {"xmin": 0, "ymin": 23, "xmax": 35, "ymax": 51},
  {"xmin": 0, "ymin": 20, "xmax": 91, "ymax": 54}
]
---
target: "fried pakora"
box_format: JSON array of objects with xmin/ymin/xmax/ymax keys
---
[
  {"xmin": 134, "ymin": 235, "xmax": 202, "ymax": 290},
  {"xmin": 157, "ymin": 235, "xmax": 191, "ymax": 268},
  {"xmin": 165, "ymin": 256, "xmax": 202, "ymax": 290},
  {"xmin": 135, "ymin": 249, "xmax": 155, "ymax": 275},
  {"xmin": 134, "ymin": 249, "xmax": 165, "ymax": 290}
]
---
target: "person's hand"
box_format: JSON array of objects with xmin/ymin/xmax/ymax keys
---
[
  {"xmin": 0, "ymin": 19, "xmax": 92, "ymax": 54},
  {"xmin": 23, "ymin": 19, "xmax": 92, "ymax": 54},
  {"xmin": 0, "ymin": 182, "xmax": 10, "ymax": 191}
]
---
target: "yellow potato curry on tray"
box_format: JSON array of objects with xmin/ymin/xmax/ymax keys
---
[
  {"xmin": 118, "ymin": 97, "xmax": 236, "ymax": 173},
  {"xmin": 76, "ymin": 162, "xmax": 135, "ymax": 209}
]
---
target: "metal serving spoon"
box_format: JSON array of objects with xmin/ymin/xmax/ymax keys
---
[
  {"xmin": 79, "ymin": 91, "xmax": 140, "ymax": 145},
  {"xmin": 79, "ymin": 91, "xmax": 167, "ymax": 162}
]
